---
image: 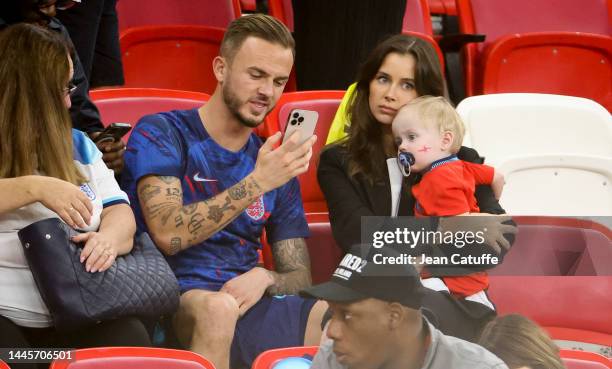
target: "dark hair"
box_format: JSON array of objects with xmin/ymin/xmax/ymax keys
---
[
  {"xmin": 0, "ymin": 0, "xmax": 51, "ymax": 25},
  {"xmin": 220, "ymin": 14, "xmax": 295, "ymax": 62},
  {"xmin": 343, "ymin": 34, "xmax": 446, "ymax": 182},
  {"xmin": 479, "ymin": 314, "xmax": 565, "ymax": 369}
]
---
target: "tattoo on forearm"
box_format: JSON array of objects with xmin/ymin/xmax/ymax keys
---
[
  {"xmin": 175, "ymin": 214, "xmax": 184, "ymax": 227},
  {"xmin": 170, "ymin": 237, "xmax": 182, "ymax": 254},
  {"xmin": 228, "ymin": 180, "xmax": 247, "ymax": 200},
  {"xmin": 166, "ymin": 187, "xmax": 181, "ymax": 201},
  {"xmin": 147, "ymin": 201, "xmax": 177, "ymax": 226},
  {"xmin": 139, "ymin": 184, "xmax": 161, "ymax": 203},
  {"xmin": 207, "ymin": 196, "xmax": 236, "ymax": 223},
  {"xmin": 181, "ymin": 203, "xmax": 197, "ymax": 215},
  {"xmin": 268, "ymin": 238, "xmax": 312, "ymax": 295},
  {"xmin": 158, "ymin": 176, "xmax": 176, "ymax": 185},
  {"xmin": 188, "ymin": 213, "xmax": 206, "ymax": 235}
]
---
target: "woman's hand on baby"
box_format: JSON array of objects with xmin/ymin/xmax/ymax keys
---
[
  {"xmin": 31, "ymin": 176, "xmax": 93, "ymax": 228},
  {"xmin": 72, "ymin": 232, "xmax": 118, "ymax": 273}
]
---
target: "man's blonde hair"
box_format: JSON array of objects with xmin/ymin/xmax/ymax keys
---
[{"xmin": 404, "ymin": 96, "xmax": 465, "ymax": 153}]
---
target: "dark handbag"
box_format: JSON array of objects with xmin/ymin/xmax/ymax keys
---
[{"xmin": 18, "ymin": 217, "xmax": 180, "ymax": 331}]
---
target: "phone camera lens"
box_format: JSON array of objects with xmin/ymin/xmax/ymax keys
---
[
  {"xmin": 290, "ymin": 119, "xmax": 297, "ymax": 125},
  {"xmin": 292, "ymin": 112, "xmax": 299, "ymax": 118}
]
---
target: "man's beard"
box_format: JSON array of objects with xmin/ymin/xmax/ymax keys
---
[{"xmin": 222, "ymin": 79, "xmax": 269, "ymax": 128}]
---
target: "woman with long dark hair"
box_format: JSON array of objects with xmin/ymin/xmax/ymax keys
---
[{"xmin": 318, "ymin": 34, "xmax": 515, "ymax": 341}]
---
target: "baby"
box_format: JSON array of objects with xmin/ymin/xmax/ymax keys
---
[
  {"xmin": 392, "ymin": 96, "xmax": 505, "ymax": 298},
  {"xmin": 392, "ymin": 96, "xmax": 504, "ymax": 217}
]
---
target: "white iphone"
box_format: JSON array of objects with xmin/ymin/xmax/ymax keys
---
[{"xmin": 282, "ymin": 109, "xmax": 318, "ymax": 145}]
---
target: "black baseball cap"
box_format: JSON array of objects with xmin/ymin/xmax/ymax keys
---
[{"xmin": 300, "ymin": 245, "xmax": 424, "ymax": 309}]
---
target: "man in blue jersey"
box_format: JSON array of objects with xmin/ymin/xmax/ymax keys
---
[{"xmin": 122, "ymin": 14, "xmax": 327, "ymax": 369}]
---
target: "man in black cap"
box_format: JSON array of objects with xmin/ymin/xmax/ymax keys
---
[{"xmin": 301, "ymin": 245, "xmax": 508, "ymax": 369}]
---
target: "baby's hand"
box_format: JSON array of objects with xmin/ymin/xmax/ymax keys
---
[{"xmin": 492, "ymin": 170, "xmax": 505, "ymax": 200}]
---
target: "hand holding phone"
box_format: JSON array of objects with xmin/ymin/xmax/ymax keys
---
[
  {"xmin": 93, "ymin": 123, "xmax": 132, "ymax": 145},
  {"xmin": 282, "ymin": 109, "xmax": 318, "ymax": 145}
]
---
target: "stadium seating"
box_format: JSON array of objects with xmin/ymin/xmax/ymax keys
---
[
  {"xmin": 560, "ymin": 350, "xmax": 612, "ymax": 369},
  {"xmin": 488, "ymin": 276, "xmax": 612, "ymax": 347},
  {"xmin": 116, "ymin": 0, "xmax": 240, "ymax": 31},
  {"xmin": 266, "ymin": 90, "xmax": 346, "ymax": 214},
  {"xmin": 427, "ymin": 0, "xmax": 457, "ymax": 16},
  {"xmin": 490, "ymin": 218, "xmax": 612, "ymax": 276},
  {"xmin": 251, "ymin": 346, "xmax": 318, "ymax": 369},
  {"xmin": 497, "ymin": 154, "xmax": 612, "ymax": 216},
  {"xmin": 0, "ymin": 359, "xmax": 9, "ymax": 369},
  {"xmin": 90, "ymin": 88, "xmax": 210, "ymax": 143},
  {"xmin": 456, "ymin": 0, "xmax": 612, "ymax": 109},
  {"xmin": 457, "ymin": 93, "xmax": 612, "ymax": 216},
  {"xmin": 261, "ymin": 91, "xmax": 346, "ymax": 283},
  {"xmin": 119, "ymin": 25, "xmax": 225, "ymax": 94},
  {"xmin": 49, "ymin": 347, "xmax": 215, "ymax": 369},
  {"xmin": 268, "ymin": 0, "xmax": 294, "ymax": 32},
  {"xmin": 403, "ymin": 0, "xmax": 434, "ymax": 35},
  {"xmin": 457, "ymin": 93, "xmax": 612, "ymax": 164}
]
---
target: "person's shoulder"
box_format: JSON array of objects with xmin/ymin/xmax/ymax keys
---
[
  {"xmin": 311, "ymin": 339, "xmax": 346, "ymax": 369},
  {"xmin": 434, "ymin": 330, "xmax": 508, "ymax": 369},
  {"xmin": 320, "ymin": 142, "xmax": 349, "ymax": 164},
  {"xmin": 135, "ymin": 108, "xmax": 199, "ymax": 138},
  {"xmin": 71, "ymin": 129, "xmax": 101, "ymax": 165}
]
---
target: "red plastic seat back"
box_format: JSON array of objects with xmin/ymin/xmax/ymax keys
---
[
  {"xmin": 403, "ymin": 0, "xmax": 434, "ymax": 35},
  {"xmin": 490, "ymin": 222, "xmax": 612, "ymax": 276},
  {"xmin": 482, "ymin": 33, "xmax": 612, "ymax": 111},
  {"xmin": 487, "ymin": 276, "xmax": 612, "ymax": 345},
  {"xmin": 561, "ymin": 350, "xmax": 612, "ymax": 369},
  {"xmin": 0, "ymin": 360, "xmax": 9, "ymax": 369},
  {"xmin": 117, "ymin": 0, "xmax": 240, "ymax": 31},
  {"xmin": 251, "ymin": 346, "xmax": 318, "ymax": 369},
  {"xmin": 120, "ymin": 25, "xmax": 225, "ymax": 94},
  {"xmin": 268, "ymin": 0, "xmax": 294, "ymax": 32},
  {"xmin": 266, "ymin": 91, "xmax": 345, "ymax": 214},
  {"xmin": 49, "ymin": 347, "xmax": 215, "ymax": 369},
  {"xmin": 90, "ymin": 88, "xmax": 210, "ymax": 143},
  {"xmin": 456, "ymin": 0, "xmax": 612, "ymax": 95}
]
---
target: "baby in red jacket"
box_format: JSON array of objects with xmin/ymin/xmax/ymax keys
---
[
  {"xmin": 391, "ymin": 96, "xmax": 505, "ymax": 297},
  {"xmin": 392, "ymin": 95, "xmax": 504, "ymax": 216}
]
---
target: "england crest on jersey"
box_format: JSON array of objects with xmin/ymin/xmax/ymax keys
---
[
  {"xmin": 246, "ymin": 195, "xmax": 265, "ymax": 220},
  {"xmin": 80, "ymin": 184, "xmax": 96, "ymax": 200}
]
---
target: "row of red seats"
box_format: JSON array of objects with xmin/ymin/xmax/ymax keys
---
[
  {"xmin": 0, "ymin": 346, "xmax": 609, "ymax": 369},
  {"xmin": 113, "ymin": 0, "xmax": 612, "ymax": 111},
  {"xmin": 90, "ymin": 88, "xmax": 612, "ymax": 351}
]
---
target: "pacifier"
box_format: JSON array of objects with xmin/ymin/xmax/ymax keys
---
[{"xmin": 397, "ymin": 151, "xmax": 415, "ymax": 177}]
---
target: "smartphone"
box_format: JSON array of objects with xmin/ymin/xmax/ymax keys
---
[
  {"xmin": 94, "ymin": 123, "xmax": 132, "ymax": 144},
  {"xmin": 282, "ymin": 109, "xmax": 318, "ymax": 145}
]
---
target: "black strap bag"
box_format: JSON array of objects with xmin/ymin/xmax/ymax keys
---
[{"xmin": 18, "ymin": 217, "xmax": 180, "ymax": 331}]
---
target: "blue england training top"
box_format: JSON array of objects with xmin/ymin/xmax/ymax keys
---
[{"xmin": 122, "ymin": 108, "xmax": 309, "ymax": 292}]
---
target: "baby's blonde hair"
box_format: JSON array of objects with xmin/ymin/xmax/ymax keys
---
[{"xmin": 402, "ymin": 96, "xmax": 465, "ymax": 153}]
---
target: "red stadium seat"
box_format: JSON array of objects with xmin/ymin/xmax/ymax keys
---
[
  {"xmin": 268, "ymin": 0, "xmax": 294, "ymax": 32},
  {"xmin": 119, "ymin": 25, "xmax": 225, "ymax": 94},
  {"xmin": 489, "ymin": 219, "xmax": 612, "ymax": 276},
  {"xmin": 427, "ymin": 0, "xmax": 457, "ymax": 16},
  {"xmin": 482, "ymin": 32, "xmax": 612, "ymax": 111},
  {"xmin": 561, "ymin": 350, "xmax": 612, "ymax": 369},
  {"xmin": 305, "ymin": 213, "xmax": 344, "ymax": 284},
  {"xmin": 456, "ymin": 0, "xmax": 612, "ymax": 108},
  {"xmin": 116, "ymin": 0, "xmax": 240, "ymax": 31},
  {"xmin": 240, "ymin": 0, "xmax": 257, "ymax": 12},
  {"xmin": 49, "ymin": 347, "xmax": 215, "ymax": 369},
  {"xmin": 403, "ymin": 0, "xmax": 434, "ymax": 35},
  {"xmin": 90, "ymin": 88, "xmax": 210, "ymax": 143},
  {"xmin": 266, "ymin": 91, "xmax": 346, "ymax": 214},
  {"xmin": 0, "ymin": 359, "xmax": 9, "ymax": 369},
  {"xmin": 488, "ymin": 217, "xmax": 612, "ymax": 347},
  {"xmin": 251, "ymin": 346, "xmax": 318, "ymax": 369}
]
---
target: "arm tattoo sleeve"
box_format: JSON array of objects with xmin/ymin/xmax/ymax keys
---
[{"xmin": 267, "ymin": 238, "xmax": 312, "ymax": 295}]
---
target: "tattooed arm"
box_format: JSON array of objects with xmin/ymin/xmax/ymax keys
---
[
  {"xmin": 267, "ymin": 238, "xmax": 312, "ymax": 295},
  {"xmin": 137, "ymin": 174, "xmax": 265, "ymax": 255}
]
